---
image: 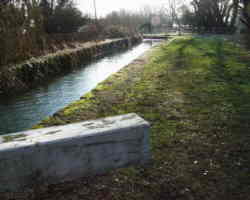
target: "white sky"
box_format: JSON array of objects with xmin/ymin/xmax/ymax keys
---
[{"xmin": 76, "ymin": 0, "xmax": 167, "ymax": 17}]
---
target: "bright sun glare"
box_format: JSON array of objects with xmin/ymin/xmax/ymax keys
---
[{"xmin": 76, "ymin": 0, "xmax": 167, "ymax": 17}]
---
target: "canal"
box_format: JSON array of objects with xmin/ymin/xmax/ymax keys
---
[{"xmin": 0, "ymin": 39, "xmax": 161, "ymax": 135}]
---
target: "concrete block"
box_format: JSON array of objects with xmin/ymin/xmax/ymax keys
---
[{"xmin": 0, "ymin": 113, "xmax": 150, "ymax": 193}]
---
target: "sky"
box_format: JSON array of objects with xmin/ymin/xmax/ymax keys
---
[{"xmin": 76, "ymin": 0, "xmax": 167, "ymax": 17}]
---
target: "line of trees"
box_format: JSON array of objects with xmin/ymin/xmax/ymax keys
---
[
  {"xmin": 1, "ymin": 0, "xmax": 250, "ymax": 67},
  {"xmin": 0, "ymin": 0, "xmax": 89, "ymax": 35},
  {"xmin": 39, "ymin": 0, "xmax": 89, "ymax": 33},
  {"xmin": 101, "ymin": 6, "xmax": 173, "ymax": 36},
  {"xmin": 180, "ymin": 0, "xmax": 250, "ymax": 33},
  {"xmin": 0, "ymin": 0, "xmax": 90, "ymax": 67},
  {"xmin": 102, "ymin": 0, "xmax": 250, "ymax": 35},
  {"xmin": 241, "ymin": 0, "xmax": 250, "ymax": 29}
]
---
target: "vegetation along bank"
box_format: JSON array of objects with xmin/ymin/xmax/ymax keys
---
[
  {"xmin": 0, "ymin": 36, "xmax": 142, "ymax": 96},
  {"xmin": 30, "ymin": 36, "xmax": 250, "ymax": 200}
]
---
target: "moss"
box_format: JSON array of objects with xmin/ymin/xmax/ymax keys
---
[
  {"xmin": 63, "ymin": 99, "xmax": 93, "ymax": 116},
  {"xmin": 80, "ymin": 91, "xmax": 95, "ymax": 99},
  {"xmin": 32, "ymin": 124, "xmax": 45, "ymax": 129},
  {"xmin": 92, "ymin": 83, "xmax": 109, "ymax": 93},
  {"xmin": 2, "ymin": 134, "xmax": 26, "ymax": 143}
]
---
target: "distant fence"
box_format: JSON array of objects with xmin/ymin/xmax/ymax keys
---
[
  {"xmin": 189, "ymin": 27, "xmax": 235, "ymax": 34},
  {"xmin": 152, "ymin": 27, "xmax": 235, "ymax": 34}
]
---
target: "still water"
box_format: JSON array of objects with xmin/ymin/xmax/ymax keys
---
[{"xmin": 0, "ymin": 39, "xmax": 161, "ymax": 135}]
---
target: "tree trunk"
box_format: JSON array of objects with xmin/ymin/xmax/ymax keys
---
[{"xmin": 230, "ymin": 0, "xmax": 239, "ymax": 28}]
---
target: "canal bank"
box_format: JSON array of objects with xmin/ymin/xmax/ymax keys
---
[
  {"xmin": 29, "ymin": 36, "xmax": 250, "ymax": 200},
  {"xmin": 0, "ymin": 39, "xmax": 161, "ymax": 135},
  {"xmin": 0, "ymin": 36, "xmax": 142, "ymax": 96}
]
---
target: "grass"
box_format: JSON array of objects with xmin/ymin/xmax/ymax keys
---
[{"xmin": 37, "ymin": 36, "xmax": 250, "ymax": 200}]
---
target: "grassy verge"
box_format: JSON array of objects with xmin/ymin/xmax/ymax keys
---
[{"xmin": 37, "ymin": 36, "xmax": 250, "ymax": 200}]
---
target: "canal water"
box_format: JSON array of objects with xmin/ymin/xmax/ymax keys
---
[{"xmin": 0, "ymin": 39, "xmax": 162, "ymax": 135}]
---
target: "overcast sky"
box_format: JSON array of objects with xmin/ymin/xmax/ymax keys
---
[{"xmin": 76, "ymin": 0, "xmax": 167, "ymax": 17}]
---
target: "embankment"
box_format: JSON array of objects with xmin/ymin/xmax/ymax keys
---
[
  {"xmin": 34, "ymin": 37, "xmax": 250, "ymax": 200},
  {"xmin": 0, "ymin": 36, "xmax": 141, "ymax": 96}
]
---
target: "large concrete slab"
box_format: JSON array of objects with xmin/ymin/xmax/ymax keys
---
[{"xmin": 0, "ymin": 113, "xmax": 150, "ymax": 193}]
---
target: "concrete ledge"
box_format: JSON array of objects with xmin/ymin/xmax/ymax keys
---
[
  {"xmin": 0, "ymin": 36, "xmax": 142, "ymax": 96},
  {"xmin": 0, "ymin": 113, "xmax": 150, "ymax": 193}
]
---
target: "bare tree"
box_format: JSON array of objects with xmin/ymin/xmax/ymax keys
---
[
  {"xmin": 231, "ymin": 0, "xmax": 240, "ymax": 28},
  {"xmin": 190, "ymin": 0, "xmax": 240, "ymax": 31},
  {"xmin": 240, "ymin": 0, "xmax": 250, "ymax": 29},
  {"xmin": 165, "ymin": 0, "xmax": 186, "ymax": 34}
]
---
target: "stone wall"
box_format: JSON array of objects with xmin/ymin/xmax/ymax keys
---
[
  {"xmin": 0, "ymin": 113, "xmax": 150, "ymax": 195},
  {"xmin": 0, "ymin": 36, "xmax": 142, "ymax": 96}
]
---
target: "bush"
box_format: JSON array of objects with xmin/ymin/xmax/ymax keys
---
[{"xmin": 45, "ymin": 4, "xmax": 88, "ymax": 34}]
